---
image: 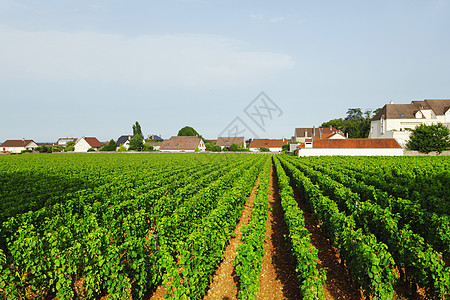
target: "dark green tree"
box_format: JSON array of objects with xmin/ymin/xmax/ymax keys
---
[
  {"xmin": 35, "ymin": 145, "xmax": 50, "ymax": 153},
  {"xmin": 282, "ymin": 144, "xmax": 290, "ymax": 152},
  {"xmin": 100, "ymin": 139, "xmax": 116, "ymax": 151},
  {"xmin": 229, "ymin": 143, "xmax": 239, "ymax": 152},
  {"xmin": 177, "ymin": 126, "xmax": 199, "ymax": 137},
  {"xmin": 133, "ymin": 121, "xmax": 143, "ymax": 139},
  {"xmin": 205, "ymin": 142, "xmax": 221, "ymax": 152},
  {"xmin": 65, "ymin": 141, "xmax": 75, "ymax": 152},
  {"xmin": 321, "ymin": 108, "xmax": 379, "ymax": 138},
  {"xmin": 128, "ymin": 135, "xmax": 144, "ymax": 151},
  {"xmin": 142, "ymin": 143, "xmax": 154, "ymax": 151},
  {"xmin": 406, "ymin": 123, "xmax": 450, "ymax": 154},
  {"xmin": 345, "ymin": 108, "xmax": 364, "ymax": 120}
]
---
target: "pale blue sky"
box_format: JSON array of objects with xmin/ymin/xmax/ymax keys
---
[{"xmin": 1, "ymin": 0, "xmax": 449, "ymax": 141}]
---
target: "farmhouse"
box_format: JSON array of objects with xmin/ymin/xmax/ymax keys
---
[
  {"xmin": 0, "ymin": 139, "xmax": 39, "ymax": 153},
  {"xmin": 369, "ymin": 99, "xmax": 450, "ymax": 146},
  {"xmin": 216, "ymin": 136, "xmax": 246, "ymax": 150},
  {"xmin": 74, "ymin": 137, "xmax": 103, "ymax": 152},
  {"xmin": 55, "ymin": 137, "xmax": 78, "ymax": 146},
  {"xmin": 116, "ymin": 135, "xmax": 133, "ymax": 150},
  {"xmin": 249, "ymin": 138, "xmax": 289, "ymax": 152},
  {"xmin": 292, "ymin": 126, "xmax": 345, "ymax": 143},
  {"xmin": 159, "ymin": 136, "xmax": 206, "ymax": 152},
  {"xmin": 296, "ymin": 138, "xmax": 403, "ymax": 156},
  {"xmin": 145, "ymin": 140, "xmax": 163, "ymax": 150}
]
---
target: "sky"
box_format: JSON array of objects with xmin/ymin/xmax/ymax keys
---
[{"xmin": 1, "ymin": 0, "xmax": 450, "ymax": 142}]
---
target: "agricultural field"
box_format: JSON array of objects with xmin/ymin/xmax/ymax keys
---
[{"xmin": 0, "ymin": 153, "xmax": 449, "ymax": 299}]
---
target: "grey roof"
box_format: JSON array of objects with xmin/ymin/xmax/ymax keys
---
[
  {"xmin": 116, "ymin": 135, "xmax": 132, "ymax": 146},
  {"xmin": 372, "ymin": 99, "xmax": 450, "ymax": 120}
]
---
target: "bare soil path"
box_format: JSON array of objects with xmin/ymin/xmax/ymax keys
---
[{"xmin": 256, "ymin": 161, "xmax": 302, "ymax": 299}]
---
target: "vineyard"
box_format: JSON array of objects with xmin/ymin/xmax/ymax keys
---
[{"xmin": 0, "ymin": 153, "xmax": 449, "ymax": 299}]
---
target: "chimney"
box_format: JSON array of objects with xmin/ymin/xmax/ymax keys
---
[
  {"xmin": 329, "ymin": 125, "xmax": 332, "ymax": 130},
  {"xmin": 389, "ymin": 100, "xmax": 394, "ymax": 104},
  {"xmin": 313, "ymin": 126, "xmax": 316, "ymax": 137}
]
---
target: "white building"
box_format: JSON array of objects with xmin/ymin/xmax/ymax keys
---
[
  {"xmin": 74, "ymin": 137, "xmax": 103, "ymax": 152},
  {"xmin": 369, "ymin": 99, "xmax": 450, "ymax": 147},
  {"xmin": 0, "ymin": 139, "xmax": 39, "ymax": 153},
  {"xmin": 55, "ymin": 137, "xmax": 78, "ymax": 146}
]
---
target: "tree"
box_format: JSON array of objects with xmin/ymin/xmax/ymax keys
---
[
  {"xmin": 321, "ymin": 107, "xmax": 380, "ymax": 138},
  {"xmin": 406, "ymin": 123, "xmax": 450, "ymax": 154},
  {"xmin": 100, "ymin": 139, "xmax": 116, "ymax": 151},
  {"xmin": 142, "ymin": 143, "xmax": 154, "ymax": 151},
  {"xmin": 65, "ymin": 141, "xmax": 75, "ymax": 152},
  {"xmin": 35, "ymin": 145, "xmax": 50, "ymax": 153},
  {"xmin": 282, "ymin": 144, "xmax": 290, "ymax": 152},
  {"xmin": 177, "ymin": 126, "xmax": 199, "ymax": 137},
  {"xmin": 128, "ymin": 135, "xmax": 143, "ymax": 151},
  {"xmin": 133, "ymin": 121, "xmax": 143, "ymax": 139},
  {"xmin": 345, "ymin": 108, "xmax": 364, "ymax": 121},
  {"xmin": 52, "ymin": 145, "xmax": 64, "ymax": 152},
  {"xmin": 205, "ymin": 142, "xmax": 221, "ymax": 152},
  {"xmin": 229, "ymin": 143, "xmax": 239, "ymax": 152}
]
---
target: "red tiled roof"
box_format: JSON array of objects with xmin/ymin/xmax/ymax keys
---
[
  {"xmin": 298, "ymin": 138, "xmax": 402, "ymax": 149},
  {"xmin": 83, "ymin": 137, "xmax": 103, "ymax": 148},
  {"xmin": 0, "ymin": 140, "xmax": 36, "ymax": 147},
  {"xmin": 160, "ymin": 136, "xmax": 202, "ymax": 150},
  {"xmin": 295, "ymin": 127, "xmax": 344, "ymax": 138},
  {"xmin": 249, "ymin": 139, "xmax": 288, "ymax": 148}
]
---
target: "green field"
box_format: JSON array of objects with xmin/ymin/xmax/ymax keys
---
[{"xmin": 0, "ymin": 153, "xmax": 449, "ymax": 299}]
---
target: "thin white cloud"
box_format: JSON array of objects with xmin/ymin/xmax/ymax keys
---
[
  {"xmin": 269, "ymin": 17, "xmax": 285, "ymax": 23},
  {"xmin": 0, "ymin": 25, "xmax": 294, "ymax": 90},
  {"xmin": 250, "ymin": 13, "xmax": 264, "ymax": 20}
]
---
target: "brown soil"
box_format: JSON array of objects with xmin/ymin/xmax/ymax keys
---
[
  {"xmin": 291, "ymin": 184, "xmax": 362, "ymax": 299},
  {"xmin": 203, "ymin": 177, "xmax": 261, "ymax": 300},
  {"xmin": 256, "ymin": 161, "xmax": 302, "ymax": 299}
]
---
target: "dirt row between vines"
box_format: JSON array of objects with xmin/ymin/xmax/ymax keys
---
[
  {"xmin": 150, "ymin": 159, "xmax": 360, "ymax": 299},
  {"xmin": 204, "ymin": 159, "xmax": 360, "ymax": 299}
]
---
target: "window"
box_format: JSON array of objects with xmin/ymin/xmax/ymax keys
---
[
  {"xmin": 175, "ymin": 143, "xmax": 179, "ymax": 146},
  {"xmin": 166, "ymin": 143, "xmax": 169, "ymax": 146},
  {"xmin": 400, "ymin": 114, "xmax": 405, "ymax": 118}
]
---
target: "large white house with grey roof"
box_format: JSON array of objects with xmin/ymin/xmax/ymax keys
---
[{"xmin": 369, "ymin": 99, "xmax": 450, "ymax": 147}]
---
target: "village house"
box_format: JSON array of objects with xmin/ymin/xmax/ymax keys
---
[
  {"xmin": 74, "ymin": 137, "xmax": 103, "ymax": 152},
  {"xmin": 146, "ymin": 140, "xmax": 164, "ymax": 150},
  {"xmin": 147, "ymin": 134, "xmax": 162, "ymax": 140},
  {"xmin": 292, "ymin": 126, "xmax": 346, "ymax": 143},
  {"xmin": 216, "ymin": 136, "xmax": 246, "ymax": 150},
  {"xmin": 116, "ymin": 135, "xmax": 133, "ymax": 150},
  {"xmin": 159, "ymin": 136, "xmax": 206, "ymax": 152},
  {"xmin": 249, "ymin": 138, "xmax": 289, "ymax": 152},
  {"xmin": 369, "ymin": 99, "xmax": 450, "ymax": 147},
  {"xmin": 296, "ymin": 138, "xmax": 403, "ymax": 156},
  {"xmin": 0, "ymin": 139, "xmax": 39, "ymax": 153},
  {"xmin": 55, "ymin": 137, "xmax": 78, "ymax": 146}
]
